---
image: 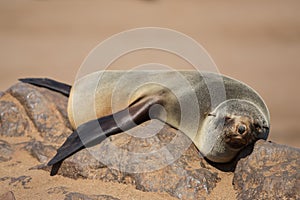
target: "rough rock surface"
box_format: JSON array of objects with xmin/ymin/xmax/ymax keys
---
[
  {"xmin": 23, "ymin": 140, "xmax": 57, "ymax": 163},
  {"xmin": 3, "ymin": 82, "xmax": 72, "ymax": 143},
  {"xmin": 233, "ymin": 140, "xmax": 300, "ymax": 200},
  {"xmin": 0, "ymin": 100, "xmax": 30, "ymax": 137}
]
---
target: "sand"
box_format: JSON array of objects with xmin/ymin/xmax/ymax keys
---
[{"xmin": 0, "ymin": 0, "xmax": 299, "ymax": 199}]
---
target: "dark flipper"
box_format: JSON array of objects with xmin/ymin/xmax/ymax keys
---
[
  {"xmin": 48, "ymin": 96, "xmax": 162, "ymax": 176},
  {"xmin": 19, "ymin": 78, "xmax": 71, "ymax": 97}
]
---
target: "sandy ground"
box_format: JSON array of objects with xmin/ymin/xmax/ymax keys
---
[{"xmin": 0, "ymin": 0, "xmax": 299, "ymax": 199}]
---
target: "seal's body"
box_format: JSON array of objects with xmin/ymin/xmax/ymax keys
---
[{"xmin": 20, "ymin": 70, "xmax": 270, "ymax": 175}]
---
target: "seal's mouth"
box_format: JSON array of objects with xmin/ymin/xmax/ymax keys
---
[{"xmin": 225, "ymin": 136, "xmax": 247, "ymax": 149}]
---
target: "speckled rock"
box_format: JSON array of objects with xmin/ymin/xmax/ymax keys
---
[
  {"xmin": 134, "ymin": 163, "xmax": 218, "ymax": 200},
  {"xmin": 0, "ymin": 191, "xmax": 16, "ymax": 200},
  {"xmin": 0, "ymin": 100, "xmax": 30, "ymax": 137},
  {"xmin": 23, "ymin": 140, "xmax": 57, "ymax": 163},
  {"xmin": 64, "ymin": 192, "xmax": 120, "ymax": 200},
  {"xmin": 0, "ymin": 140, "xmax": 14, "ymax": 162},
  {"xmin": 7, "ymin": 82, "xmax": 71, "ymax": 144},
  {"xmin": 233, "ymin": 140, "xmax": 300, "ymax": 200}
]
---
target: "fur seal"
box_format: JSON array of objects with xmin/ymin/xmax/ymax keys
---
[{"xmin": 20, "ymin": 70, "xmax": 270, "ymax": 175}]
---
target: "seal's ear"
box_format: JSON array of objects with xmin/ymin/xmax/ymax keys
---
[
  {"xmin": 224, "ymin": 116, "xmax": 232, "ymax": 122},
  {"xmin": 48, "ymin": 96, "xmax": 162, "ymax": 176},
  {"xmin": 252, "ymin": 120, "xmax": 270, "ymax": 139}
]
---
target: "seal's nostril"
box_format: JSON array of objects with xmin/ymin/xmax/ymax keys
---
[{"xmin": 237, "ymin": 125, "xmax": 246, "ymax": 134}]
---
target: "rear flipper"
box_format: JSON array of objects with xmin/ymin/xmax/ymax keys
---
[
  {"xmin": 19, "ymin": 78, "xmax": 71, "ymax": 97},
  {"xmin": 48, "ymin": 96, "xmax": 162, "ymax": 176}
]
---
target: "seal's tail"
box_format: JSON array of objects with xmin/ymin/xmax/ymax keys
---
[{"xmin": 19, "ymin": 78, "xmax": 71, "ymax": 97}]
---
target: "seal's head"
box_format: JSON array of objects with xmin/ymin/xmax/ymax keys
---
[{"xmin": 197, "ymin": 99, "xmax": 270, "ymax": 163}]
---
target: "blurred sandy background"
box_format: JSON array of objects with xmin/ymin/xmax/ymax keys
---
[{"xmin": 0, "ymin": 0, "xmax": 299, "ymax": 148}]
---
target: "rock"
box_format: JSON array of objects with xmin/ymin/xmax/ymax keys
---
[
  {"xmin": 49, "ymin": 147, "xmax": 107, "ymax": 180},
  {"xmin": 0, "ymin": 191, "xmax": 16, "ymax": 200},
  {"xmin": 0, "ymin": 100, "xmax": 30, "ymax": 137},
  {"xmin": 38, "ymin": 86, "xmax": 72, "ymax": 130},
  {"xmin": 0, "ymin": 140, "xmax": 14, "ymax": 162},
  {"xmin": 23, "ymin": 140, "xmax": 57, "ymax": 163},
  {"xmin": 51, "ymin": 120, "xmax": 219, "ymax": 199},
  {"xmin": 65, "ymin": 192, "xmax": 120, "ymax": 200},
  {"xmin": 135, "ymin": 165, "xmax": 218, "ymax": 200},
  {"xmin": 233, "ymin": 140, "xmax": 300, "ymax": 200},
  {"xmin": 7, "ymin": 82, "xmax": 71, "ymax": 144}
]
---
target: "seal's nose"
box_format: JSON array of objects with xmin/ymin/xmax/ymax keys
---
[{"xmin": 237, "ymin": 124, "xmax": 246, "ymax": 135}]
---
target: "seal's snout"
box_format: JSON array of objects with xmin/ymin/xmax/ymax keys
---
[{"xmin": 223, "ymin": 115, "xmax": 254, "ymax": 149}]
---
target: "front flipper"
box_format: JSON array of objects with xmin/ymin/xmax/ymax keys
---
[{"xmin": 48, "ymin": 96, "xmax": 162, "ymax": 176}]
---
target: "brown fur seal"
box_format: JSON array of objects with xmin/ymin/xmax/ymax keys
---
[{"xmin": 20, "ymin": 70, "xmax": 270, "ymax": 175}]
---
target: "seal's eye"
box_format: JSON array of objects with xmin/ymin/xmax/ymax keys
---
[{"xmin": 237, "ymin": 125, "xmax": 246, "ymax": 134}]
